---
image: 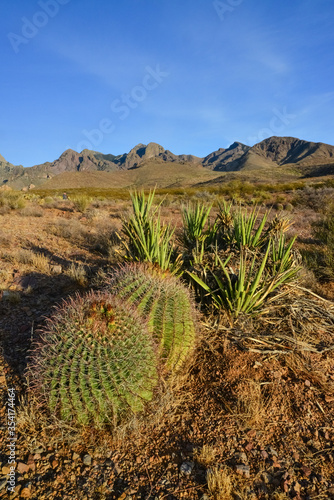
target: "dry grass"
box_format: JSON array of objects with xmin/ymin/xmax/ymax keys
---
[
  {"xmin": 234, "ymin": 379, "xmax": 269, "ymax": 428},
  {"xmin": 207, "ymin": 466, "xmax": 233, "ymax": 500},
  {"xmin": 66, "ymin": 262, "xmax": 88, "ymax": 286},
  {"xmin": 19, "ymin": 204, "xmax": 44, "ymax": 217},
  {"xmin": 194, "ymin": 444, "xmax": 217, "ymax": 468},
  {"xmin": 1, "ymin": 248, "xmax": 51, "ymax": 274}
]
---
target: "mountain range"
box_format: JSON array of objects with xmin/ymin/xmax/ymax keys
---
[{"xmin": 1, "ymin": 136, "xmax": 334, "ymax": 190}]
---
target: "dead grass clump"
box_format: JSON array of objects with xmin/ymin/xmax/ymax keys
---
[
  {"xmin": 234, "ymin": 379, "xmax": 269, "ymax": 428},
  {"xmin": 194, "ymin": 444, "xmax": 217, "ymax": 468},
  {"xmin": 66, "ymin": 262, "xmax": 88, "ymax": 286},
  {"xmin": 1, "ymin": 248, "xmax": 51, "ymax": 274},
  {"xmin": 86, "ymin": 222, "xmax": 121, "ymax": 257},
  {"xmin": 16, "ymin": 394, "xmax": 89, "ymax": 453},
  {"xmin": 20, "ymin": 204, "xmax": 44, "ymax": 217},
  {"xmin": 47, "ymin": 218, "xmax": 88, "ymax": 241},
  {"xmin": 207, "ymin": 466, "xmax": 233, "ymax": 499},
  {"xmin": 0, "ymin": 233, "xmax": 14, "ymax": 248}
]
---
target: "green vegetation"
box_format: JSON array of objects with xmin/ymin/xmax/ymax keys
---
[
  {"xmin": 108, "ymin": 263, "xmax": 197, "ymax": 372},
  {"xmin": 0, "ymin": 190, "xmax": 26, "ymax": 211},
  {"xmin": 27, "ymin": 292, "xmax": 158, "ymax": 427},
  {"xmin": 183, "ymin": 201, "xmax": 300, "ymax": 318},
  {"xmin": 118, "ymin": 190, "xmax": 182, "ymax": 274},
  {"xmin": 72, "ymin": 194, "xmax": 92, "ymax": 213}
]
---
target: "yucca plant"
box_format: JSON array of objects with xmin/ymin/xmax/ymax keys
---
[
  {"xmin": 107, "ymin": 263, "xmax": 197, "ymax": 372},
  {"xmin": 27, "ymin": 291, "xmax": 158, "ymax": 427},
  {"xmin": 188, "ymin": 244, "xmax": 299, "ymax": 317},
  {"xmin": 270, "ymin": 233, "xmax": 298, "ymax": 274},
  {"xmin": 181, "ymin": 201, "xmax": 219, "ymax": 266},
  {"xmin": 118, "ymin": 190, "xmax": 181, "ymax": 274},
  {"xmin": 181, "ymin": 202, "xmax": 216, "ymax": 247},
  {"xmin": 216, "ymin": 204, "xmax": 271, "ymax": 250}
]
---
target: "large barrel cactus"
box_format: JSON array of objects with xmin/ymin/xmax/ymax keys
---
[
  {"xmin": 27, "ymin": 291, "xmax": 158, "ymax": 427},
  {"xmin": 107, "ymin": 264, "xmax": 197, "ymax": 373}
]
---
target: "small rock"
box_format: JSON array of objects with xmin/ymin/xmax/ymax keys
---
[
  {"xmin": 51, "ymin": 265, "xmax": 62, "ymax": 274},
  {"xmin": 17, "ymin": 462, "xmax": 30, "ymax": 475},
  {"xmin": 20, "ymin": 487, "xmax": 32, "ymax": 498},
  {"xmin": 261, "ymin": 450, "xmax": 269, "ymax": 460},
  {"xmin": 2, "ymin": 466, "xmax": 11, "ymax": 475},
  {"xmin": 302, "ymin": 465, "xmax": 312, "ymax": 477},
  {"xmin": 180, "ymin": 461, "xmax": 194, "ymax": 476},
  {"xmin": 235, "ymin": 464, "xmax": 250, "ymax": 478},
  {"xmin": 82, "ymin": 454, "xmax": 92, "ymax": 466},
  {"xmin": 304, "ymin": 380, "xmax": 311, "ymax": 387},
  {"xmin": 245, "ymin": 442, "xmax": 253, "ymax": 452},
  {"xmin": 234, "ymin": 452, "xmax": 248, "ymax": 464},
  {"xmin": 293, "ymin": 481, "xmax": 301, "ymax": 493},
  {"xmin": 72, "ymin": 452, "xmax": 80, "ymax": 461},
  {"xmin": 114, "ymin": 463, "xmax": 122, "ymax": 475}
]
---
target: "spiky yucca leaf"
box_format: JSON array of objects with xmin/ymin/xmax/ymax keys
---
[
  {"xmin": 118, "ymin": 190, "xmax": 181, "ymax": 274},
  {"xmin": 107, "ymin": 263, "xmax": 197, "ymax": 372},
  {"xmin": 27, "ymin": 292, "xmax": 158, "ymax": 427}
]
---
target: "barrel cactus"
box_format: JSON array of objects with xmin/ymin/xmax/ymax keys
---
[
  {"xmin": 27, "ymin": 291, "xmax": 158, "ymax": 427},
  {"xmin": 106, "ymin": 264, "xmax": 197, "ymax": 373}
]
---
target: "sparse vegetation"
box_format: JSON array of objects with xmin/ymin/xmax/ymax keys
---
[{"xmin": 0, "ymin": 184, "xmax": 333, "ymax": 500}]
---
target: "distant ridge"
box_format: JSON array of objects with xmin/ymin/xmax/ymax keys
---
[{"xmin": 1, "ymin": 136, "xmax": 334, "ymax": 189}]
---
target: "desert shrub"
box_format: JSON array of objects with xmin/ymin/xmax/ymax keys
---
[
  {"xmin": 27, "ymin": 292, "xmax": 158, "ymax": 427},
  {"xmin": 293, "ymin": 186, "xmax": 334, "ymax": 211},
  {"xmin": 72, "ymin": 195, "xmax": 92, "ymax": 213},
  {"xmin": 106, "ymin": 263, "xmax": 197, "ymax": 373},
  {"xmin": 20, "ymin": 204, "xmax": 44, "ymax": 217},
  {"xmin": 0, "ymin": 190, "xmax": 26, "ymax": 210},
  {"xmin": 310, "ymin": 203, "xmax": 334, "ymax": 279},
  {"xmin": 47, "ymin": 219, "xmax": 88, "ymax": 242}
]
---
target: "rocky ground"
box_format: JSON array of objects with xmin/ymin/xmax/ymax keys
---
[{"xmin": 0, "ymin": 198, "xmax": 333, "ymax": 499}]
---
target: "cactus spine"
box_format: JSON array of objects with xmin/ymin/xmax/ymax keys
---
[
  {"xmin": 108, "ymin": 264, "xmax": 197, "ymax": 372},
  {"xmin": 28, "ymin": 291, "xmax": 158, "ymax": 427}
]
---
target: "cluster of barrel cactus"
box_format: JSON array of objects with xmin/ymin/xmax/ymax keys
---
[{"xmin": 28, "ymin": 265, "xmax": 197, "ymax": 427}]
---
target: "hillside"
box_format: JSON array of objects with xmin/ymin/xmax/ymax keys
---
[
  {"xmin": 2, "ymin": 136, "xmax": 334, "ymax": 190},
  {"xmin": 38, "ymin": 159, "xmax": 221, "ymax": 190}
]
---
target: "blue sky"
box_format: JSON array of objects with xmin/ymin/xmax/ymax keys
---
[{"xmin": 1, "ymin": 0, "xmax": 334, "ymax": 167}]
